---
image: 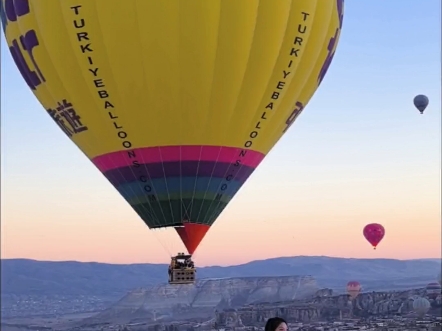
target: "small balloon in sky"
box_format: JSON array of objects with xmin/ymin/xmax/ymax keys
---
[
  {"xmin": 413, "ymin": 94, "xmax": 429, "ymax": 114},
  {"xmin": 363, "ymin": 223, "xmax": 385, "ymax": 250}
]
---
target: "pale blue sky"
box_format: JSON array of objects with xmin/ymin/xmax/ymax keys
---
[{"xmin": 1, "ymin": 1, "xmax": 441, "ymax": 265}]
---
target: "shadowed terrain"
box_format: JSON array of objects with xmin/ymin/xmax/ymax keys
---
[
  {"xmin": 1, "ymin": 257, "xmax": 441, "ymax": 330},
  {"xmin": 2, "ymin": 256, "xmax": 440, "ymax": 297}
]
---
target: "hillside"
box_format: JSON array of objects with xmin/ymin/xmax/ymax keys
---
[
  {"xmin": 89, "ymin": 275, "xmax": 319, "ymax": 324},
  {"xmin": 1, "ymin": 256, "xmax": 440, "ymax": 297}
]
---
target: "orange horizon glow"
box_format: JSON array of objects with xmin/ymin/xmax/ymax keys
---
[{"xmin": 2, "ymin": 180, "xmax": 440, "ymax": 266}]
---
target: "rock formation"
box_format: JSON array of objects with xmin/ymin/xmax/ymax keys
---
[
  {"xmin": 82, "ymin": 278, "xmax": 442, "ymax": 327},
  {"xmin": 88, "ymin": 276, "xmax": 318, "ymax": 323},
  {"xmin": 216, "ymin": 287, "xmax": 442, "ymax": 325}
]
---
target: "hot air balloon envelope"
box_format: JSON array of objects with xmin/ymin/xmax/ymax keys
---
[
  {"xmin": 426, "ymin": 282, "xmax": 441, "ymax": 300},
  {"xmin": 413, "ymin": 94, "xmax": 429, "ymax": 114},
  {"xmin": 363, "ymin": 223, "xmax": 385, "ymax": 249},
  {"xmin": 346, "ymin": 281, "xmax": 361, "ymax": 300},
  {"xmin": 412, "ymin": 297, "xmax": 430, "ymax": 317},
  {"xmin": 1, "ymin": 0, "xmax": 344, "ymax": 254}
]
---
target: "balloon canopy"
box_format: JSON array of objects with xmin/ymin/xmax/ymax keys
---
[
  {"xmin": 426, "ymin": 282, "xmax": 441, "ymax": 300},
  {"xmin": 346, "ymin": 281, "xmax": 361, "ymax": 300},
  {"xmin": 412, "ymin": 297, "xmax": 430, "ymax": 317},
  {"xmin": 363, "ymin": 223, "xmax": 385, "ymax": 249},
  {"xmin": 1, "ymin": 0, "xmax": 344, "ymax": 254},
  {"xmin": 413, "ymin": 94, "xmax": 429, "ymax": 114}
]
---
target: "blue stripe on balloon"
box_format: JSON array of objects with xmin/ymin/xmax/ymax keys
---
[{"xmin": 116, "ymin": 176, "xmax": 242, "ymax": 200}]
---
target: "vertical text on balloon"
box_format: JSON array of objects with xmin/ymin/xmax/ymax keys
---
[
  {"xmin": 213, "ymin": 11, "xmax": 311, "ymax": 210},
  {"xmin": 70, "ymin": 4, "xmax": 157, "ymax": 202},
  {"xmin": 276, "ymin": 11, "xmax": 309, "ymax": 133}
]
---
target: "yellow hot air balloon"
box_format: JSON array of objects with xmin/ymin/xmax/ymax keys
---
[{"xmin": 2, "ymin": 0, "xmax": 344, "ymax": 256}]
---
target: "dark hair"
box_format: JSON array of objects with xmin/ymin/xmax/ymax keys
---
[{"xmin": 265, "ymin": 317, "xmax": 287, "ymax": 331}]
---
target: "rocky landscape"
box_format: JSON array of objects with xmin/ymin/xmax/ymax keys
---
[
  {"xmin": 2, "ymin": 256, "xmax": 440, "ymax": 330},
  {"xmin": 77, "ymin": 286, "xmax": 442, "ymax": 328},
  {"xmin": 87, "ymin": 276, "xmax": 318, "ymax": 323},
  {"xmin": 217, "ymin": 288, "xmax": 442, "ymax": 325}
]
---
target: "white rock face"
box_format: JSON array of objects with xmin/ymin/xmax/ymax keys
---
[{"xmin": 96, "ymin": 276, "xmax": 318, "ymax": 320}]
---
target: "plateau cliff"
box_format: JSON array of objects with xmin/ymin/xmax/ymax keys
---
[{"xmin": 88, "ymin": 276, "xmax": 318, "ymax": 323}]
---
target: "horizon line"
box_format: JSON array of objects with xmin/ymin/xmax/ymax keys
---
[{"xmin": 1, "ymin": 255, "xmax": 440, "ymax": 267}]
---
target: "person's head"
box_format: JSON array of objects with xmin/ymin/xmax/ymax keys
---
[{"xmin": 264, "ymin": 317, "xmax": 287, "ymax": 331}]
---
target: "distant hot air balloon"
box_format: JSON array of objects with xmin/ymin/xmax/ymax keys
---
[
  {"xmin": 346, "ymin": 281, "xmax": 361, "ymax": 300},
  {"xmin": 426, "ymin": 282, "xmax": 441, "ymax": 300},
  {"xmin": 363, "ymin": 223, "xmax": 385, "ymax": 249},
  {"xmin": 409, "ymin": 295, "xmax": 420, "ymax": 301},
  {"xmin": 412, "ymin": 297, "xmax": 430, "ymax": 318},
  {"xmin": 1, "ymin": 0, "xmax": 344, "ymax": 257},
  {"xmin": 413, "ymin": 94, "xmax": 429, "ymax": 114}
]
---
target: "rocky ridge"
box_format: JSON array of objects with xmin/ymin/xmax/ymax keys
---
[
  {"xmin": 89, "ymin": 276, "xmax": 318, "ymax": 322},
  {"xmin": 84, "ymin": 284, "xmax": 442, "ymax": 326}
]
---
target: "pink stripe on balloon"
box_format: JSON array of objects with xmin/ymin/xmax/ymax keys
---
[{"xmin": 92, "ymin": 145, "xmax": 265, "ymax": 172}]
